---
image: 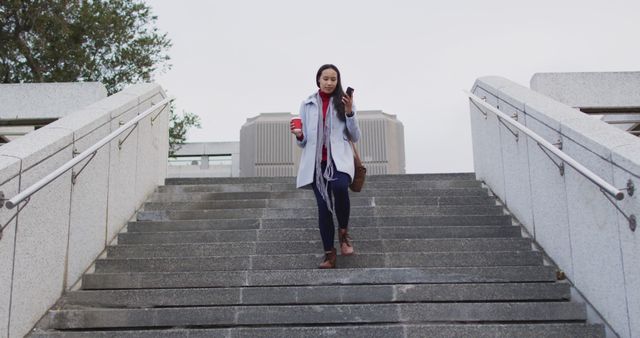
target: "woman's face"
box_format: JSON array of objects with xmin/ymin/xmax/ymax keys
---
[{"xmin": 318, "ymin": 69, "xmax": 338, "ymax": 94}]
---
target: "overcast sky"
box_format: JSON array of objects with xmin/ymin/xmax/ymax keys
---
[{"xmin": 147, "ymin": 0, "xmax": 640, "ymax": 173}]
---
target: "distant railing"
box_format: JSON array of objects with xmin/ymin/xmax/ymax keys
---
[
  {"xmin": 2, "ymin": 97, "xmax": 172, "ymax": 210},
  {"xmin": 576, "ymin": 108, "xmax": 640, "ymax": 137},
  {"xmin": 465, "ymin": 90, "xmax": 628, "ymax": 201}
]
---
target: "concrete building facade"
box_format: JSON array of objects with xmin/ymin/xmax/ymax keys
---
[{"xmin": 239, "ymin": 110, "xmax": 405, "ymax": 177}]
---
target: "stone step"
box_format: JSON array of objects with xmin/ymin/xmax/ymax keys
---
[
  {"xmin": 41, "ymin": 302, "xmax": 587, "ymax": 330},
  {"xmin": 82, "ymin": 266, "xmax": 557, "ymax": 289},
  {"xmin": 107, "ymin": 238, "xmax": 533, "ymax": 258},
  {"xmin": 127, "ymin": 215, "xmax": 513, "ymax": 232},
  {"xmin": 262, "ymin": 215, "xmax": 513, "ymax": 228},
  {"xmin": 136, "ymin": 205, "xmax": 505, "ymax": 221},
  {"xmin": 147, "ymin": 187, "xmax": 491, "ymax": 202},
  {"xmin": 157, "ymin": 179, "xmax": 483, "ymax": 194},
  {"xmin": 59, "ymin": 283, "xmax": 570, "ymax": 308},
  {"xmin": 117, "ymin": 226, "xmax": 522, "ymax": 245},
  {"xmin": 164, "ymin": 173, "xmax": 478, "ymax": 185},
  {"xmin": 142, "ymin": 195, "xmax": 497, "ymax": 211},
  {"xmin": 29, "ymin": 323, "xmax": 606, "ymax": 338},
  {"xmin": 94, "ymin": 251, "xmax": 543, "ymax": 273}
]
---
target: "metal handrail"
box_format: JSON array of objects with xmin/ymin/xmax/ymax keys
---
[
  {"xmin": 465, "ymin": 90, "xmax": 625, "ymax": 201},
  {"xmin": 4, "ymin": 97, "xmax": 172, "ymax": 209}
]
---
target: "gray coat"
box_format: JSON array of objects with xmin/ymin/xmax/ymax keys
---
[{"xmin": 295, "ymin": 92, "xmax": 361, "ymax": 188}]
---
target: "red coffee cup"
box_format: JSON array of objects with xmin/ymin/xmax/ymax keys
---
[{"xmin": 291, "ymin": 117, "xmax": 302, "ymax": 133}]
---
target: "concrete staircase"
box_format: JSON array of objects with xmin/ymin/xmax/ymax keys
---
[{"xmin": 31, "ymin": 173, "xmax": 605, "ymax": 337}]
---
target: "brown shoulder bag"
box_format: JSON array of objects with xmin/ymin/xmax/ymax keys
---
[{"xmin": 349, "ymin": 141, "xmax": 366, "ymax": 192}]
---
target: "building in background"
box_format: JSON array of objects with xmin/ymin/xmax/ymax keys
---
[
  {"xmin": 0, "ymin": 83, "xmax": 107, "ymax": 143},
  {"xmin": 167, "ymin": 141, "xmax": 239, "ymax": 177},
  {"xmin": 531, "ymin": 71, "xmax": 640, "ymax": 137},
  {"xmin": 239, "ymin": 110, "xmax": 405, "ymax": 177},
  {"xmin": 239, "ymin": 112, "xmax": 298, "ymax": 177},
  {"xmin": 357, "ymin": 110, "xmax": 406, "ymax": 175}
]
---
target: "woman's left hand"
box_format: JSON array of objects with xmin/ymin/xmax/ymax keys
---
[{"xmin": 342, "ymin": 93, "xmax": 353, "ymax": 116}]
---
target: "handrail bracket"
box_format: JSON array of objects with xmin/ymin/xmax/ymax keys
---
[
  {"xmin": 151, "ymin": 107, "xmax": 166, "ymax": 125},
  {"xmin": 71, "ymin": 151, "xmax": 98, "ymax": 185},
  {"xmin": 0, "ymin": 196, "xmax": 31, "ymax": 239},
  {"xmin": 537, "ymin": 141, "xmax": 565, "ymax": 176},
  {"xmin": 497, "ymin": 116, "xmax": 519, "ymax": 141},
  {"xmin": 600, "ymin": 189, "xmax": 637, "ymax": 231},
  {"xmin": 470, "ymin": 99, "xmax": 488, "ymax": 119},
  {"xmin": 553, "ymin": 139, "xmax": 563, "ymax": 150},
  {"xmin": 623, "ymin": 179, "xmax": 634, "ymax": 197},
  {"xmin": 118, "ymin": 122, "xmax": 139, "ymax": 150}
]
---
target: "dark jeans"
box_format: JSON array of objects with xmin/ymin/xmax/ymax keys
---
[{"xmin": 312, "ymin": 161, "xmax": 351, "ymax": 251}]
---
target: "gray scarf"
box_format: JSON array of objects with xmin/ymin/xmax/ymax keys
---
[{"xmin": 314, "ymin": 92, "xmax": 336, "ymax": 213}]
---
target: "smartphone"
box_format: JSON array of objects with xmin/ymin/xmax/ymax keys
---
[{"xmin": 346, "ymin": 87, "xmax": 354, "ymax": 97}]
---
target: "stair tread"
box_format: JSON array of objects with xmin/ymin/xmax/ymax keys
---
[
  {"xmin": 117, "ymin": 225, "xmax": 522, "ymax": 245},
  {"xmin": 164, "ymin": 173, "xmax": 477, "ymax": 184},
  {"xmin": 157, "ymin": 180, "xmax": 482, "ymax": 191},
  {"xmin": 43, "ymin": 302, "xmax": 588, "ymax": 329},
  {"xmin": 60, "ymin": 282, "xmax": 570, "ymax": 307},
  {"xmin": 106, "ymin": 238, "xmax": 532, "ymax": 257},
  {"xmin": 120, "ymin": 224, "xmax": 520, "ymax": 234},
  {"xmin": 128, "ymin": 215, "xmax": 513, "ymax": 232},
  {"xmin": 94, "ymin": 251, "xmax": 544, "ymax": 272},
  {"xmin": 136, "ymin": 205, "xmax": 505, "ymax": 221},
  {"xmin": 81, "ymin": 266, "xmax": 558, "ymax": 289},
  {"xmin": 145, "ymin": 195, "xmax": 497, "ymax": 203},
  {"xmin": 30, "ymin": 323, "xmax": 606, "ymax": 338}
]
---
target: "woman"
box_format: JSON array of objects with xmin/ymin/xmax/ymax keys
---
[{"xmin": 290, "ymin": 64, "xmax": 361, "ymax": 269}]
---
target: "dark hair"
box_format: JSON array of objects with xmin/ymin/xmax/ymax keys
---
[{"xmin": 316, "ymin": 64, "xmax": 346, "ymax": 121}]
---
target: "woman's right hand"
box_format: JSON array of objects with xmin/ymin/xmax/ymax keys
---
[{"xmin": 290, "ymin": 120, "xmax": 303, "ymax": 138}]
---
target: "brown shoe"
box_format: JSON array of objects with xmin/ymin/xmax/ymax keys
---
[
  {"xmin": 318, "ymin": 248, "xmax": 337, "ymax": 269},
  {"xmin": 339, "ymin": 228, "xmax": 354, "ymax": 256}
]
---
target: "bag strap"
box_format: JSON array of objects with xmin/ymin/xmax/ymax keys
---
[{"xmin": 349, "ymin": 141, "xmax": 362, "ymax": 162}]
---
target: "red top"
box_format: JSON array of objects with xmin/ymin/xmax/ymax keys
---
[
  {"xmin": 296, "ymin": 91, "xmax": 332, "ymax": 161},
  {"xmin": 319, "ymin": 91, "xmax": 331, "ymax": 161}
]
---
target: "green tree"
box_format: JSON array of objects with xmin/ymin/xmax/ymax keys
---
[
  {"xmin": 0, "ymin": 0, "xmax": 171, "ymax": 94},
  {"xmin": 0, "ymin": 0, "xmax": 198, "ymax": 152},
  {"xmin": 168, "ymin": 104, "xmax": 201, "ymax": 156}
]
